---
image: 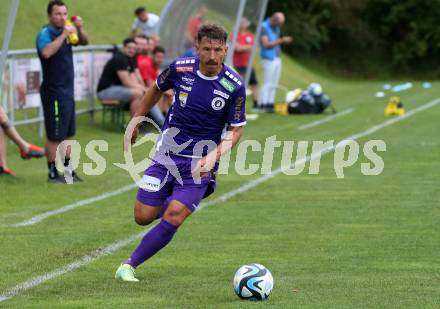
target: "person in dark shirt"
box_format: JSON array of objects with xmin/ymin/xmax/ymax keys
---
[
  {"xmin": 97, "ymin": 38, "xmax": 164, "ymax": 126},
  {"xmin": 97, "ymin": 38, "xmax": 148, "ymax": 116},
  {"xmin": 36, "ymin": 0, "xmax": 88, "ymax": 183}
]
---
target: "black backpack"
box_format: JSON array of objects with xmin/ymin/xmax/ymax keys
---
[{"xmin": 288, "ymin": 91, "xmax": 332, "ymax": 114}]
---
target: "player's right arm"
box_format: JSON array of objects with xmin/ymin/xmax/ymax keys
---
[
  {"xmin": 130, "ymin": 63, "xmax": 177, "ymax": 144},
  {"xmin": 134, "ymin": 84, "xmax": 163, "ymax": 117},
  {"xmin": 130, "ymin": 84, "xmax": 163, "ymax": 144},
  {"xmin": 38, "ymin": 25, "xmax": 75, "ymax": 59}
]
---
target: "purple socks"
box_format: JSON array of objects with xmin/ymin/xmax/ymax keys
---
[{"xmin": 126, "ymin": 219, "xmax": 178, "ymax": 268}]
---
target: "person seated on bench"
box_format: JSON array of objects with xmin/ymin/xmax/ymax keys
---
[{"xmin": 97, "ymin": 38, "xmax": 164, "ymax": 126}]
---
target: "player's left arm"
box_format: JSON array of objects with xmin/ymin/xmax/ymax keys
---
[
  {"xmin": 197, "ymin": 86, "xmax": 247, "ymax": 175},
  {"xmin": 215, "ymin": 125, "xmax": 243, "ymax": 159},
  {"xmin": 72, "ymin": 16, "xmax": 89, "ymax": 45},
  {"xmin": 196, "ymin": 126, "xmax": 243, "ymax": 177}
]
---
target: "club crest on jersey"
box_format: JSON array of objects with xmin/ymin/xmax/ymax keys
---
[
  {"xmin": 179, "ymin": 91, "xmax": 188, "ymax": 107},
  {"xmin": 211, "ymin": 97, "xmax": 226, "ymax": 110},
  {"xmin": 213, "ymin": 89, "xmax": 230, "ymax": 99},
  {"xmin": 220, "ymin": 77, "xmax": 236, "ymax": 93}
]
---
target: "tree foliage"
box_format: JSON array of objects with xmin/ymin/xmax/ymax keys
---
[
  {"xmin": 363, "ymin": 0, "xmax": 440, "ymax": 68},
  {"xmin": 267, "ymin": 0, "xmax": 440, "ymax": 75},
  {"xmin": 266, "ymin": 0, "xmax": 331, "ymax": 54}
]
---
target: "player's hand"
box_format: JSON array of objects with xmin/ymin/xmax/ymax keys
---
[
  {"xmin": 63, "ymin": 24, "xmax": 76, "ymax": 36},
  {"xmin": 192, "ymin": 155, "xmax": 215, "ymax": 178},
  {"xmin": 72, "ymin": 16, "xmax": 84, "ymax": 29},
  {"xmin": 282, "ymin": 36, "xmax": 293, "ymax": 44}
]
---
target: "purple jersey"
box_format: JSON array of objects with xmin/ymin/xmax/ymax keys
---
[{"xmin": 155, "ymin": 57, "xmax": 246, "ymax": 157}]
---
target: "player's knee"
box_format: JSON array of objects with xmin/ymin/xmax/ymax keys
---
[
  {"xmin": 163, "ymin": 213, "xmax": 183, "ymax": 226},
  {"xmin": 163, "ymin": 205, "xmax": 190, "ymax": 226},
  {"xmin": 134, "ymin": 203, "xmax": 157, "ymax": 226},
  {"xmin": 134, "ymin": 215, "xmax": 155, "ymax": 226}
]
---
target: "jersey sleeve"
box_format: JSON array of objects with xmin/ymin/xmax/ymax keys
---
[
  {"xmin": 227, "ymin": 85, "xmax": 247, "ymax": 127},
  {"xmin": 36, "ymin": 29, "xmax": 52, "ymax": 54},
  {"xmin": 155, "ymin": 62, "xmax": 177, "ymax": 92}
]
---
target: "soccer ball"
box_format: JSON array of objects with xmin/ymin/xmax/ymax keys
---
[{"xmin": 233, "ymin": 263, "xmax": 274, "ymax": 301}]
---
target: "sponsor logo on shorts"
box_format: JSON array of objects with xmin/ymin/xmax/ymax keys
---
[
  {"xmin": 220, "ymin": 77, "xmax": 236, "ymax": 93},
  {"xmin": 211, "ymin": 97, "xmax": 226, "ymax": 110},
  {"xmin": 142, "ymin": 175, "xmax": 161, "ymax": 192},
  {"xmin": 176, "ymin": 66, "xmax": 193, "ymax": 72},
  {"xmin": 213, "ymin": 89, "xmax": 230, "ymax": 99},
  {"xmin": 179, "ymin": 91, "xmax": 188, "ymax": 107}
]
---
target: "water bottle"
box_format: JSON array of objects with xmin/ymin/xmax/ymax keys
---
[{"xmin": 65, "ymin": 19, "xmax": 79, "ymax": 45}]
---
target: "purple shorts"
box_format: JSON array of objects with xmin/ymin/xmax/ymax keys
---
[{"xmin": 136, "ymin": 152, "xmax": 217, "ymax": 212}]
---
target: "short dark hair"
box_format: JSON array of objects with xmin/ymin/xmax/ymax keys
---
[
  {"xmin": 123, "ymin": 37, "xmax": 136, "ymax": 46},
  {"xmin": 153, "ymin": 46, "xmax": 165, "ymax": 55},
  {"xmin": 134, "ymin": 7, "xmax": 146, "ymax": 16},
  {"xmin": 197, "ymin": 24, "xmax": 228, "ymax": 44},
  {"xmin": 47, "ymin": 0, "xmax": 67, "ymax": 15}
]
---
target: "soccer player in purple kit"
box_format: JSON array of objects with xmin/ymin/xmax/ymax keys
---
[{"xmin": 115, "ymin": 24, "xmax": 247, "ymax": 282}]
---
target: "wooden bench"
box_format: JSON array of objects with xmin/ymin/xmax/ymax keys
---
[{"xmin": 100, "ymin": 100, "xmax": 126, "ymax": 129}]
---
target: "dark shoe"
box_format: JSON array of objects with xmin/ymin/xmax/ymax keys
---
[
  {"xmin": 48, "ymin": 175, "xmax": 67, "ymax": 184},
  {"xmin": 72, "ymin": 171, "xmax": 83, "ymax": 182}
]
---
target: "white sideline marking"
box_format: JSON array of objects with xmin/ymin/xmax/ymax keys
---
[
  {"xmin": 1, "ymin": 97, "xmax": 439, "ymax": 303},
  {"xmin": 201, "ymin": 98, "xmax": 439, "ymax": 209},
  {"xmin": 297, "ymin": 108, "xmax": 355, "ymax": 130},
  {"xmin": 11, "ymin": 184, "xmax": 137, "ymax": 227},
  {"xmin": 0, "ymin": 231, "xmax": 147, "ymax": 303}
]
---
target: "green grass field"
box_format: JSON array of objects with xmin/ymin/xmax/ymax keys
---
[
  {"xmin": 0, "ymin": 0, "xmax": 165, "ymax": 49},
  {"xmin": 1, "ymin": 1, "xmax": 440, "ymax": 308}
]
